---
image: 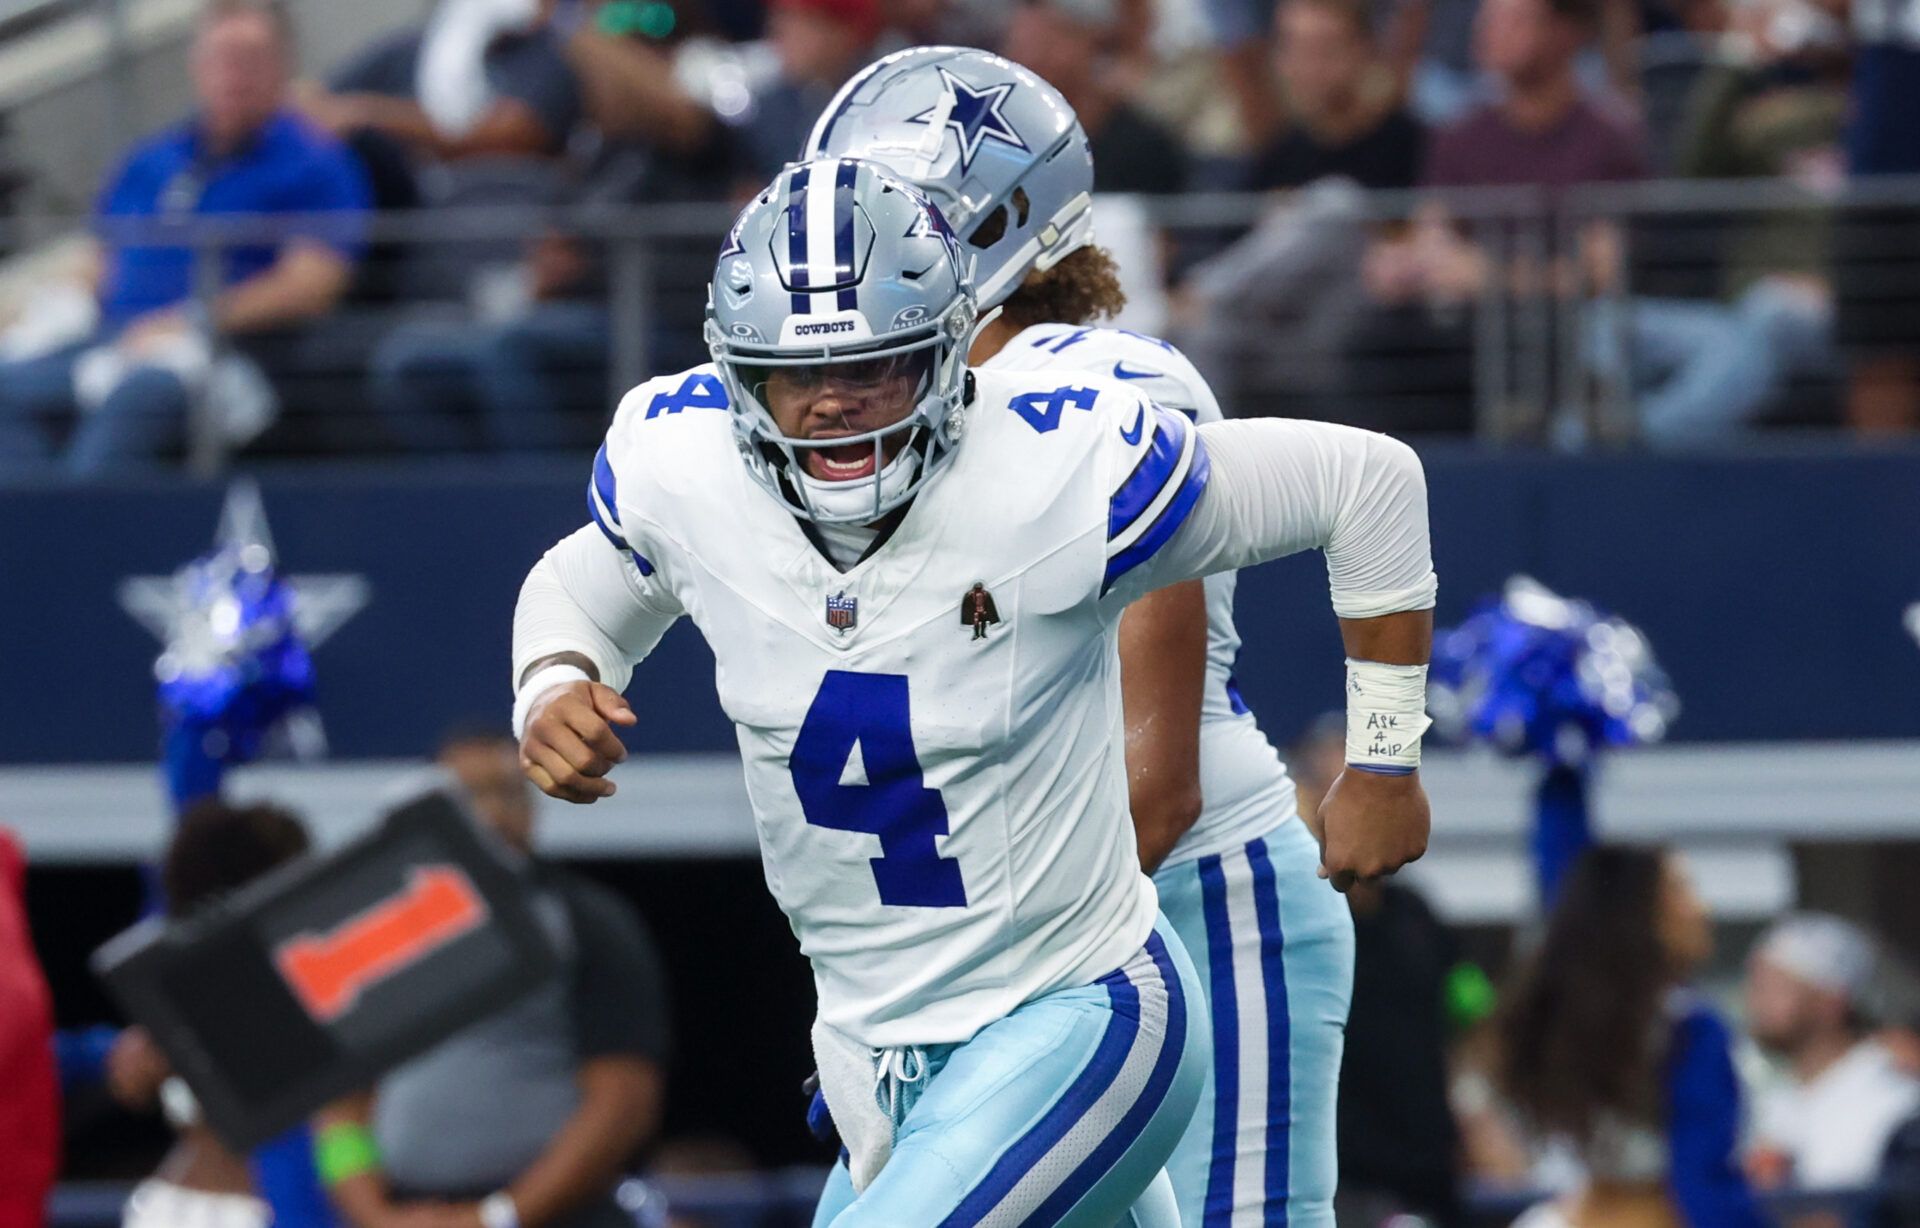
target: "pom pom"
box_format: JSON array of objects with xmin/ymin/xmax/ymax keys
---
[{"xmin": 1427, "ymin": 575, "xmax": 1678, "ymax": 766}]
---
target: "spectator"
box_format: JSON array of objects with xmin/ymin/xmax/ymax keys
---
[
  {"xmin": 365, "ymin": 6, "xmax": 727, "ymax": 454},
  {"xmin": 1001, "ymin": 0, "xmax": 1191, "ymax": 195},
  {"xmin": 299, "ymin": 0, "xmax": 584, "ymax": 166},
  {"xmin": 0, "ymin": 0, "xmax": 367, "ymax": 474},
  {"xmin": 1745, "ymin": 913, "xmax": 1920, "ymax": 1191},
  {"xmin": 0, "ymin": 827, "xmax": 58, "ymax": 1228},
  {"xmin": 318, "ymin": 727, "xmax": 670, "ymax": 1228},
  {"xmin": 565, "ymin": 1, "xmax": 720, "ymax": 160},
  {"xmin": 1423, "ymin": 0, "xmax": 1643, "ymax": 190},
  {"xmin": 107, "ymin": 801, "xmax": 315, "ymax": 1228},
  {"xmin": 1251, "ymin": 0, "xmax": 1426, "ymax": 191},
  {"xmin": 1341, "ymin": 0, "xmax": 1643, "ymax": 434},
  {"xmin": 1873, "ymin": 1112, "xmax": 1920, "ymax": 1228},
  {"xmin": 1836, "ymin": 0, "xmax": 1920, "ymax": 433},
  {"xmin": 1580, "ymin": 24, "xmax": 1845, "ymax": 445},
  {"xmin": 733, "ymin": 0, "xmax": 882, "ymax": 184},
  {"xmin": 1290, "ymin": 717, "xmax": 1464, "ymax": 1225},
  {"xmin": 1500, "ymin": 846, "xmax": 1765, "ymax": 1228}
]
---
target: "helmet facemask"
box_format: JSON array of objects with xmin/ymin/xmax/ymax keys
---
[{"xmin": 707, "ymin": 293, "xmax": 977, "ymax": 525}]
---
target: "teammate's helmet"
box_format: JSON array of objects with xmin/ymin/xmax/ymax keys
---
[
  {"xmin": 802, "ymin": 47, "xmax": 1095, "ymax": 311},
  {"xmin": 706, "ymin": 157, "xmax": 978, "ymax": 525}
]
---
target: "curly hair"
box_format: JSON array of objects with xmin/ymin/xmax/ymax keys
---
[
  {"xmin": 1497, "ymin": 845, "xmax": 1673, "ymax": 1146},
  {"xmin": 997, "ymin": 245, "xmax": 1128, "ymax": 332}
]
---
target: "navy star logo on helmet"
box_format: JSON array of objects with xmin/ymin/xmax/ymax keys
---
[{"xmin": 907, "ymin": 67, "xmax": 1028, "ymax": 173}]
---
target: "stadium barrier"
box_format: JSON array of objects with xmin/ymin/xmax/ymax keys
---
[{"xmin": 4, "ymin": 175, "xmax": 1919, "ymax": 471}]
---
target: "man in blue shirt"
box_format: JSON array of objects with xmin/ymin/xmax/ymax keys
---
[{"xmin": 0, "ymin": 0, "xmax": 368, "ymax": 474}]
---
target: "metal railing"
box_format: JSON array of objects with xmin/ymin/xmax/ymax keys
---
[{"xmin": 3, "ymin": 175, "xmax": 1918, "ymax": 475}]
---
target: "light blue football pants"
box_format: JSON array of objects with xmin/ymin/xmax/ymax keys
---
[
  {"xmin": 1154, "ymin": 816, "xmax": 1356, "ymax": 1228},
  {"xmin": 810, "ymin": 921, "xmax": 1210, "ymax": 1227}
]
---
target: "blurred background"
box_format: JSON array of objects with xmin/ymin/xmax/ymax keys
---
[{"xmin": 1, "ymin": 0, "xmax": 1919, "ymax": 1223}]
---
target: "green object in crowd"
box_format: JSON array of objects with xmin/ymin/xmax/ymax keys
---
[
  {"xmin": 597, "ymin": 0, "xmax": 676, "ymax": 38},
  {"xmin": 1445, "ymin": 960, "xmax": 1497, "ymax": 1030}
]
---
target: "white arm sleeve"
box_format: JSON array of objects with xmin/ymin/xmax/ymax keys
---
[
  {"xmin": 1135, "ymin": 418, "xmax": 1437, "ymax": 618},
  {"xmin": 511, "ymin": 525, "xmax": 684, "ymax": 696}
]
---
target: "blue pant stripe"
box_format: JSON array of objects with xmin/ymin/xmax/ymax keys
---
[
  {"xmin": 1247, "ymin": 838, "xmax": 1292, "ymax": 1225},
  {"xmin": 1197, "ymin": 856, "xmax": 1240, "ymax": 1228},
  {"xmin": 1027, "ymin": 930, "xmax": 1188, "ymax": 1225},
  {"xmin": 937, "ymin": 965, "xmax": 1142, "ymax": 1227}
]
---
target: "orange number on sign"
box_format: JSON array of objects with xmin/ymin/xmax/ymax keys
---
[{"xmin": 275, "ymin": 865, "xmax": 487, "ymax": 1021}]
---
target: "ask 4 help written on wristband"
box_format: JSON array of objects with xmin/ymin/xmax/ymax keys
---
[{"xmin": 1307, "ymin": 658, "xmax": 1435, "ymax": 891}]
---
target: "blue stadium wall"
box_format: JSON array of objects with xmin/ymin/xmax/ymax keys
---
[{"xmin": 2, "ymin": 444, "xmax": 1917, "ymax": 763}]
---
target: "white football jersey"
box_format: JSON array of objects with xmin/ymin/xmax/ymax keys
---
[
  {"xmin": 591, "ymin": 362, "xmax": 1211, "ymax": 1047},
  {"xmin": 982, "ymin": 325, "xmax": 1297, "ymax": 866}
]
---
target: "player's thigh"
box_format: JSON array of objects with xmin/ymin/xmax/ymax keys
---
[
  {"xmin": 1148, "ymin": 856, "xmax": 1220, "ymax": 1228},
  {"xmin": 1154, "ymin": 821, "xmax": 1355, "ymax": 1228},
  {"xmin": 830, "ymin": 928, "xmax": 1206, "ymax": 1228},
  {"xmin": 812, "ymin": 1158, "xmax": 856, "ymax": 1228}
]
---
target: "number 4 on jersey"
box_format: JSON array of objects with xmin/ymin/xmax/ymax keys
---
[
  {"xmin": 791, "ymin": 671, "xmax": 967, "ymax": 908},
  {"xmin": 1009, "ymin": 385, "xmax": 1099, "ymax": 433}
]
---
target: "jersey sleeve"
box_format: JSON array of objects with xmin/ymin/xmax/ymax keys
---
[
  {"xmin": 1095, "ymin": 391, "xmax": 1215, "ymax": 607},
  {"xmin": 512, "ymin": 381, "xmax": 694, "ymax": 693},
  {"xmin": 1101, "ymin": 416, "xmax": 1437, "ymax": 616}
]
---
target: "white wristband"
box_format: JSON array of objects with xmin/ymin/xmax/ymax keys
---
[
  {"xmin": 512, "ymin": 663, "xmax": 591, "ymax": 740},
  {"xmin": 478, "ymin": 1192, "xmax": 519, "ymax": 1228},
  {"xmin": 1345, "ymin": 657, "xmax": 1432, "ymax": 774}
]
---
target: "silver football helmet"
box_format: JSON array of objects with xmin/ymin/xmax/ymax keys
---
[
  {"xmin": 706, "ymin": 157, "xmax": 978, "ymax": 525},
  {"xmin": 803, "ymin": 47, "xmax": 1095, "ymax": 310}
]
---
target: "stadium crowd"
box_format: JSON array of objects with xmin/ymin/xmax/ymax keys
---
[{"xmin": 0, "ymin": 0, "xmax": 1917, "ymax": 469}]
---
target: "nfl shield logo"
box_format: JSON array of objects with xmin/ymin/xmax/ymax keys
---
[{"xmin": 825, "ymin": 591, "xmax": 858, "ymax": 633}]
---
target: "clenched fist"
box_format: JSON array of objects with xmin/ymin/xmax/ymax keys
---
[
  {"xmin": 1314, "ymin": 767, "xmax": 1431, "ymax": 892},
  {"xmin": 519, "ymin": 680, "xmax": 636, "ymax": 803}
]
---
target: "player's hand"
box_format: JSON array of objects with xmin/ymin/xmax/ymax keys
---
[
  {"xmin": 519, "ymin": 680, "xmax": 635, "ymax": 803},
  {"xmin": 1314, "ymin": 767, "xmax": 1430, "ymax": 892}
]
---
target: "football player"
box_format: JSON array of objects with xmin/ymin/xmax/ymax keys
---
[
  {"xmin": 807, "ymin": 49, "xmax": 1365, "ymax": 1226},
  {"xmin": 511, "ymin": 158, "xmax": 1434, "ymax": 1226}
]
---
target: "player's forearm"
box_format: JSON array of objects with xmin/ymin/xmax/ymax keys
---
[
  {"xmin": 1338, "ymin": 608, "xmax": 1432, "ymax": 668},
  {"xmin": 505, "ymin": 1058, "xmax": 662, "ymax": 1228}
]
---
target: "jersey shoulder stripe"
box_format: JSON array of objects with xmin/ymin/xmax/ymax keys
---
[
  {"xmin": 1103, "ymin": 405, "xmax": 1211, "ymax": 594},
  {"xmin": 588, "ymin": 443, "xmax": 655, "ymax": 575},
  {"xmin": 593, "ymin": 363, "xmax": 734, "ymax": 572}
]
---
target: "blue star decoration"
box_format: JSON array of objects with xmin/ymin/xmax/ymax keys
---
[
  {"xmin": 119, "ymin": 481, "xmax": 370, "ymax": 773},
  {"xmin": 908, "ymin": 67, "xmax": 1028, "ymax": 173}
]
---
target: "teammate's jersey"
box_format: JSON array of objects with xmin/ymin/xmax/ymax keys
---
[
  {"xmin": 982, "ymin": 324, "xmax": 1297, "ymax": 866},
  {"xmin": 591, "ymin": 362, "xmax": 1211, "ymax": 1048}
]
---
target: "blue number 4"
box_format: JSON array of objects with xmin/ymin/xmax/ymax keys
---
[
  {"xmin": 791, "ymin": 671, "xmax": 967, "ymax": 908},
  {"xmin": 646, "ymin": 373, "xmax": 729, "ymax": 419},
  {"xmin": 1009, "ymin": 385, "xmax": 1099, "ymax": 433}
]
